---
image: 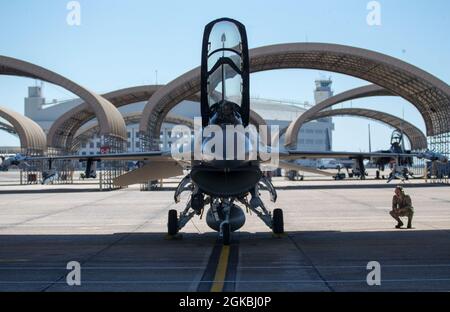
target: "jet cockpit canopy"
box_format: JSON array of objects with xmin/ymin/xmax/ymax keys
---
[{"xmin": 200, "ymin": 18, "xmax": 250, "ymax": 127}]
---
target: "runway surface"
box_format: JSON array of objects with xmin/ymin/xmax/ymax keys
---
[{"xmin": 0, "ymin": 177, "xmax": 449, "ymax": 292}]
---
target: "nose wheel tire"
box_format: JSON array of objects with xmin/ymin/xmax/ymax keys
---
[
  {"xmin": 168, "ymin": 209, "xmax": 179, "ymax": 236},
  {"xmin": 222, "ymin": 222, "xmax": 231, "ymax": 246},
  {"xmin": 272, "ymin": 208, "xmax": 284, "ymax": 234}
]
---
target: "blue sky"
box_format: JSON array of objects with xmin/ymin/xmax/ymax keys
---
[{"xmin": 1, "ymin": 0, "xmax": 449, "ymax": 151}]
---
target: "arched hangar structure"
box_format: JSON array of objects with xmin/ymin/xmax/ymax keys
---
[
  {"xmin": 71, "ymin": 112, "xmax": 195, "ymax": 152},
  {"xmin": 47, "ymin": 85, "xmax": 162, "ymax": 151},
  {"xmin": 139, "ymin": 43, "xmax": 450, "ymax": 152},
  {"xmin": 285, "ymin": 84, "xmax": 404, "ymax": 148},
  {"xmin": 305, "ymin": 108, "xmax": 428, "ymax": 150},
  {"xmin": 0, "ymin": 55, "xmax": 127, "ymax": 152},
  {"xmin": 0, "ymin": 106, "xmax": 47, "ymax": 155},
  {"xmin": 47, "ymin": 85, "xmax": 266, "ymax": 152},
  {"xmin": 273, "ymin": 107, "xmax": 427, "ymax": 150}
]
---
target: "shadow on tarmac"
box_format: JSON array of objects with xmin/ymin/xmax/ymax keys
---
[
  {"xmin": 1, "ymin": 229, "xmax": 449, "ymax": 266},
  {"xmin": 0, "ymin": 229, "xmax": 450, "ymax": 291}
]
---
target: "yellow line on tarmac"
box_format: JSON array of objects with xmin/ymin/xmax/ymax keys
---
[{"xmin": 210, "ymin": 245, "xmax": 230, "ymax": 292}]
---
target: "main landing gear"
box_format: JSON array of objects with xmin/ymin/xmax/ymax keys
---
[
  {"xmin": 167, "ymin": 209, "xmax": 179, "ymax": 236},
  {"xmin": 272, "ymin": 208, "xmax": 284, "ymax": 234},
  {"xmin": 166, "ymin": 175, "xmax": 285, "ymax": 245}
]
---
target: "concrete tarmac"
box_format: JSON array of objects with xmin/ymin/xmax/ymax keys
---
[{"xmin": 0, "ymin": 177, "xmax": 449, "ymax": 292}]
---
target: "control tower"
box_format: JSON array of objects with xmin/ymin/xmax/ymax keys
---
[
  {"xmin": 314, "ymin": 78, "xmax": 333, "ymax": 104},
  {"xmin": 313, "ymin": 78, "xmax": 334, "ymax": 150}
]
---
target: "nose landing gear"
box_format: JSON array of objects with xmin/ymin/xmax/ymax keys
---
[{"xmin": 220, "ymin": 222, "xmax": 231, "ymax": 246}]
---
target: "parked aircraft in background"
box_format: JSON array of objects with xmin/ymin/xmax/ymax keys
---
[{"xmin": 0, "ymin": 153, "xmax": 27, "ymax": 171}]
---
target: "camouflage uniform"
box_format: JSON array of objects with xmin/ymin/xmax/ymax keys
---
[{"xmin": 390, "ymin": 192, "xmax": 414, "ymax": 228}]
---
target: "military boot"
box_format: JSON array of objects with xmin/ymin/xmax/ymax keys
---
[
  {"xmin": 395, "ymin": 220, "xmax": 404, "ymax": 229},
  {"xmin": 407, "ymin": 215, "xmax": 413, "ymax": 229}
]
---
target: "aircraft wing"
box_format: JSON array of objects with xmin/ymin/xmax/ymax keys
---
[
  {"xmin": 27, "ymin": 151, "xmax": 174, "ymax": 162},
  {"xmin": 26, "ymin": 150, "xmax": 417, "ymax": 166},
  {"xmin": 26, "ymin": 151, "xmax": 186, "ymax": 187},
  {"xmin": 279, "ymin": 150, "xmax": 418, "ymax": 160}
]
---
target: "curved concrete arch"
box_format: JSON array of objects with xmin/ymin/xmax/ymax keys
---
[
  {"xmin": 47, "ymin": 85, "xmax": 163, "ymax": 150},
  {"xmin": 0, "ymin": 55, "xmax": 127, "ymax": 144},
  {"xmin": 139, "ymin": 43, "xmax": 450, "ymax": 149},
  {"xmin": 305, "ymin": 108, "xmax": 428, "ymax": 150},
  {"xmin": 249, "ymin": 110, "xmax": 267, "ymax": 128},
  {"xmin": 0, "ymin": 106, "xmax": 47, "ymax": 154},
  {"xmin": 285, "ymin": 84, "xmax": 398, "ymax": 147}
]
